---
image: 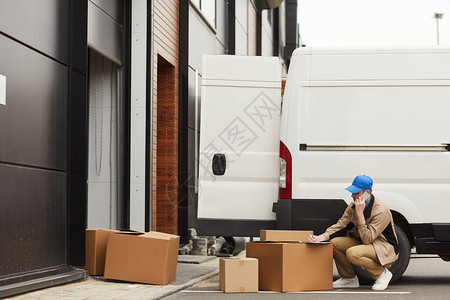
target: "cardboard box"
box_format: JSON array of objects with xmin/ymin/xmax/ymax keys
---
[
  {"xmin": 84, "ymin": 229, "xmax": 119, "ymax": 275},
  {"xmin": 260, "ymin": 230, "xmax": 313, "ymax": 242},
  {"xmin": 104, "ymin": 231, "xmax": 180, "ymax": 285},
  {"xmin": 246, "ymin": 242, "xmax": 333, "ymax": 292},
  {"xmin": 220, "ymin": 258, "xmax": 258, "ymax": 293}
]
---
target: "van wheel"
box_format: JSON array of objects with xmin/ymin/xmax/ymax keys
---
[{"xmin": 354, "ymin": 225, "xmax": 410, "ymax": 285}]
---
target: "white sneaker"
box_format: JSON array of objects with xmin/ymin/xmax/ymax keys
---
[
  {"xmin": 333, "ymin": 276, "xmax": 359, "ymax": 289},
  {"xmin": 372, "ymin": 268, "xmax": 393, "ymax": 291}
]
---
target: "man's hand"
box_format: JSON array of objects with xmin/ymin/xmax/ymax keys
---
[
  {"xmin": 308, "ymin": 234, "xmax": 325, "ymax": 243},
  {"xmin": 354, "ymin": 195, "xmax": 365, "ymax": 220}
]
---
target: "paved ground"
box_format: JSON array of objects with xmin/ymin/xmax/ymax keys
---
[
  {"xmin": 166, "ymin": 254, "xmax": 450, "ymax": 300},
  {"xmin": 8, "ymin": 253, "xmax": 450, "ymax": 299},
  {"xmin": 9, "ymin": 256, "xmax": 219, "ymax": 300}
]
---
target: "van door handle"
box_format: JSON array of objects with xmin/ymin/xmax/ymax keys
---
[{"xmin": 212, "ymin": 154, "xmax": 226, "ymax": 175}]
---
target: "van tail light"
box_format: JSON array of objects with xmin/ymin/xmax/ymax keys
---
[
  {"xmin": 279, "ymin": 141, "xmax": 292, "ymax": 199},
  {"xmin": 279, "ymin": 158, "xmax": 286, "ymax": 188}
]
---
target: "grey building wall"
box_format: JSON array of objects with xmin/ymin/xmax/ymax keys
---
[
  {"xmin": 188, "ymin": 2, "xmax": 227, "ymax": 73},
  {"xmin": 284, "ymin": 0, "xmax": 299, "ymax": 65},
  {"xmin": 188, "ymin": 0, "xmax": 227, "ymax": 228},
  {"xmin": 0, "ymin": 0, "xmax": 88, "ymax": 296},
  {"xmin": 0, "ymin": 0, "xmax": 69, "ymax": 277},
  {"xmin": 235, "ymin": 0, "xmax": 248, "ymax": 55},
  {"xmin": 87, "ymin": 51, "xmax": 120, "ymax": 230},
  {"xmin": 261, "ymin": 9, "xmax": 274, "ymax": 56},
  {"xmin": 86, "ymin": 0, "xmax": 124, "ymax": 231}
]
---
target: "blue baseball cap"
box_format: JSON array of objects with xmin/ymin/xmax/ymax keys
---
[{"xmin": 345, "ymin": 175, "xmax": 373, "ymax": 193}]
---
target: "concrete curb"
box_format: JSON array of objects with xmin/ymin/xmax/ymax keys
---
[
  {"xmin": 0, "ymin": 268, "xmax": 87, "ymax": 299},
  {"xmin": 154, "ymin": 269, "xmax": 220, "ymax": 300}
]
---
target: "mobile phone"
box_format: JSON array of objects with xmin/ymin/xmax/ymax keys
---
[{"xmin": 361, "ymin": 191, "xmax": 370, "ymax": 201}]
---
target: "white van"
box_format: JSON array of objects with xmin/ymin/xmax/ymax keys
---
[{"xmin": 198, "ymin": 48, "xmax": 450, "ymax": 282}]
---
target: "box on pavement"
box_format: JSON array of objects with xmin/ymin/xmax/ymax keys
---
[
  {"xmin": 84, "ymin": 229, "xmax": 120, "ymax": 275},
  {"xmin": 219, "ymin": 258, "xmax": 258, "ymax": 293},
  {"xmin": 104, "ymin": 231, "xmax": 180, "ymax": 285},
  {"xmin": 260, "ymin": 230, "xmax": 313, "ymax": 242},
  {"xmin": 246, "ymin": 242, "xmax": 333, "ymax": 292}
]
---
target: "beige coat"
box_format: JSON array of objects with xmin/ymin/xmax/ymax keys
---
[{"xmin": 321, "ymin": 196, "xmax": 399, "ymax": 266}]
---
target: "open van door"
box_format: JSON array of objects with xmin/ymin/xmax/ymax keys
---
[{"xmin": 197, "ymin": 55, "xmax": 281, "ymax": 236}]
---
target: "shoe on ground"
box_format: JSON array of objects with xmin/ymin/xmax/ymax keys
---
[
  {"xmin": 333, "ymin": 276, "xmax": 359, "ymax": 289},
  {"xmin": 372, "ymin": 268, "xmax": 393, "ymax": 291}
]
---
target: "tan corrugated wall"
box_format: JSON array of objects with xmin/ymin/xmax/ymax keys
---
[{"xmin": 153, "ymin": 0, "xmax": 179, "ymax": 234}]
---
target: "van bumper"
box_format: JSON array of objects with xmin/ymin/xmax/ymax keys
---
[
  {"xmin": 197, "ymin": 218, "xmax": 276, "ymax": 237},
  {"xmin": 274, "ymin": 198, "xmax": 348, "ymax": 235},
  {"xmin": 411, "ymin": 223, "xmax": 450, "ymax": 254}
]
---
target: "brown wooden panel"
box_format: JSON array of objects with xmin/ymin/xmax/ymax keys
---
[
  {"xmin": 155, "ymin": 0, "xmax": 178, "ymax": 13},
  {"xmin": 154, "ymin": 36, "xmax": 177, "ymax": 52},
  {"xmin": 155, "ymin": 1, "xmax": 178, "ymax": 21},
  {"xmin": 154, "ymin": 18, "xmax": 179, "ymax": 39},
  {"xmin": 152, "ymin": 0, "xmax": 179, "ymax": 233},
  {"xmin": 154, "ymin": 45, "xmax": 178, "ymax": 66},
  {"xmin": 154, "ymin": 35, "xmax": 178, "ymax": 54},
  {"xmin": 154, "ymin": 14, "xmax": 178, "ymax": 33},
  {"xmin": 154, "ymin": 57, "xmax": 178, "ymax": 234},
  {"xmin": 154, "ymin": 28, "xmax": 178, "ymax": 50}
]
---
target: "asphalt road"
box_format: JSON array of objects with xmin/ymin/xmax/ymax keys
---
[{"xmin": 164, "ymin": 254, "xmax": 450, "ymax": 300}]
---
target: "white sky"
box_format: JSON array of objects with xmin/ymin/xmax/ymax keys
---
[{"xmin": 298, "ymin": 0, "xmax": 450, "ymax": 47}]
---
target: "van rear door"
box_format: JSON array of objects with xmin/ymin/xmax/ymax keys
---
[{"xmin": 197, "ymin": 55, "xmax": 281, "ymax": 236}]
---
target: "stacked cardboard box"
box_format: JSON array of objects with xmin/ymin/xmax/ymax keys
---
[
  {"xmin": 260, "ymin": 230, "xmax": 312, "ymax": 242},
  {"xmin": 246, "ymin": 230, "xmax": 333, "ymax": 292},
  {"xmin": 219, "ymin": 258, "xmax": 258, "ymax": 293}
]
